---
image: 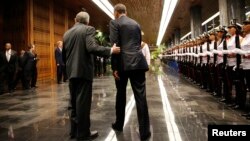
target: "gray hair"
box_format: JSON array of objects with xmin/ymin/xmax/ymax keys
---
[
  {"xmin": 114, "ymin": 3, "xmax": 126, "ymax": 14},
  {"xmin": 75, "ymin": 12, "xmax": 89, "ymax": 24}
]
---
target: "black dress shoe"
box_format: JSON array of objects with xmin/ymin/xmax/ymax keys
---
[
  {"xmin": 219, "ymin": 98, "xmax": 226, "ymax": 103},
  {"xmin": 246, "ymin": 116, "xmax": 250, "ymax": 120},
  {"xmin": 241, "ymin": 113, "xmax": 250, "ymax": 117},
  {"xmin": 111, "ymin": 123, "xmax": 123, "ymax": 132},
  {"xmin": 233, "ymin": 105, "xmax": 240, "ymax": 109},
  {"xmin": 69, "ymin": 135, "xmax": 75, "ymax": 139},
  {"xmin": 228, "ymin": 104, "xmax": 236, "ymax": 107},
  {"xmin": 77, "ymin": 130, "xmax": 98, "ymax": 141},
  {"xmin": 140, "ymin": 132, "xmax": 151, "ymax": 141}
]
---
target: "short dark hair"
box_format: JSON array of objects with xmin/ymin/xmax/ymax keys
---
[{"xmin": 114, "ymin": 3, "xmax": 126, "ymax": 14}]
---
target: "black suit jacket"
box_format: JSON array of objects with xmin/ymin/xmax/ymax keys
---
[
  {"xmin": 109, "ymin": 16, "xmax": 148, "ymax": 72},
  {"xmin": 55, "ymin": 47, "xmax": 64, "ymax": 65},
  {"xmin": 23, "ymin": 51, "xmax": 36, "ymax": 71},
  {"xmin": 2, "ymin": 50, "xmax": 18, "ymax": 73},
  {"xmin": 62, "ymin": 23, "xmax": 111, "ymax": 81}
]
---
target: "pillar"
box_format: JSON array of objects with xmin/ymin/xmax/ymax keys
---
[
  {"xmin": 219, "ymin": 0, "xmax": 245, "ymax": 26},
  {"xmin": 174, "ymin": 28, "xmax": 181, "ymax": 45},
  {"xmin": 190, "ymin": 5, "xmax": 202, "ymax": 38}
]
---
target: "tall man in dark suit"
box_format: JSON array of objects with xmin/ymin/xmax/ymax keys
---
[
  {"xmin": 55, "ymin": 41, "xmax": 66, "ymax": 84},
  {"xmin": 1, "ymin": 43, "xmax": 18, "ymax": 93},
  {"xmin": 109, "ymin": 3, "xmax": 151, "ymax": 141},
  {"xmin": 62, "ymin": 11, "xmax": 120, "ymax": 141}
]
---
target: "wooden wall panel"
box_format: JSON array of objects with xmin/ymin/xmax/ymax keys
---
[
  {"xmin": 33, "ymin": 0, "xmax": 51, "ymax": 80},
  {"xmin": 2, "ymin": 0, "xmax": 27, "ymax": 53},
  {"xmin": 0, "ymin": 0, "xmax": 76, "ymax": 81},
  {"xmin": 68, "ymin": 12, "xmax": 76, "ymax": 29},
  {"xmin": 53, "ymin": 1, "xmax": 65, "ymax": 79}
]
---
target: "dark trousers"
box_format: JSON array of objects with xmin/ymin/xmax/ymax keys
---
[
  {"xmin": 31, "ymin": 67, "xmax": 37, "ymax": 87},
  {"xmin": 215, "ymin": 64, "xmax": 223, "ymax": 96},
  {"xmin": 114, "ymin": 70, "xmax": 150, "ymax": 137},
  {"xmin": 224, "ymin": 66, "xmax": 234, "ymax": 103},
  {"xmin": 234, "ymin": 68, "xmax": 246, "ymax": 108},
  {"xmin": 201, "ymin": 64, "xmax": 208, "ymax": 89},
  {"xmin": 57, "ymin": 65, "xmax": 67, "ymax": 83},
  {"xmin": 23, "ymin": 69, "xmax": 32, "ymax": 89},
  {"xmin": 245, "ymin": 70, "xmax": 250, "ymax": 91},
  {"xmin": 1, "ymin": 71, "xmax": 15, "ymax": 92},
  {"xmin": 13, "ymin": 69, "xmax": 25, "ymax": 89},
  {"xmin": 244, "ymin": 70, "xmax": 250, "ymax": 112},
  {"xmin": 69, "ymin": 78, "xmax": 92, "ymax": 139}
]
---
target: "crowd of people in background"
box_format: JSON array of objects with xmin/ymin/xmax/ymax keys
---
[
  {"xmin": 0, "ymin": 39, "xmax": 118, "ymax": 95},
  {"xmin": 0, "ymin": 43, "xmax": 38, "ymax": 95}
]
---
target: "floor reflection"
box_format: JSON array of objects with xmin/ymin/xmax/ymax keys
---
[{"xmin": 0, "ymin": 64, "xmax": 249, "ymax": 141}]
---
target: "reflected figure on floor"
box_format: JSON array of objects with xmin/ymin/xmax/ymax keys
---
[
  {"xmin": 62, "ymin": 11, "xmax": 120, "ymax": 141},
  {"xmin": 55, "ymin": 41, "xmax": 67, "ymax": 84},
  {"xmin": 109, "ymin": 3, "xmax": 151, "ymax": 141},
  {"xmin": 0, "ymin": 43, "xmax": 18, "ymax": 93}
]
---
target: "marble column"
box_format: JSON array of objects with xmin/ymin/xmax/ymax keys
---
[
  {"xmin": 219, "ymin": 0, "xmax": 245, "ymax": 26},
  {"xmin": 174, "ymin": 28, "xmax": 181, "ymax": 45},
  {"xmin": 190, "ymin": 5, "xmax": 202, "ymax": 38}
]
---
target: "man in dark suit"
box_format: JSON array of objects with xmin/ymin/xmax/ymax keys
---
[
  {"xmin": 62, "ymin": 11, "xmax": 120, "ymax": 141},
  {"xmin": 109, "ymin": 3, "xmax": 151, "ymax": 141},
  {"xmin": 1, "ymin": 43, "xmax": 18, "ymax": 93},
  {"xmin": 23, "ymin": 44, "xmax": 36, "ymax": 90},
  {"xmin": 55, "ymin": 41, "xmax": 66, "ymax": 84}
]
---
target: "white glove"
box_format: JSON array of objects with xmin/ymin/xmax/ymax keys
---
[
  {"xmin": 222, "ymin": 50, "xmax": 229, "ymax": 54},
  {"xmin": 233, "ymin": 65, "xmax": 236, "ymax": 71},
  {"xmin": 234, "ymin": 48, "xmax": 247, "ymax": 55},
  {"xmin": 212, "ymin": 49, "xmax": 218, "ymax": 54}
]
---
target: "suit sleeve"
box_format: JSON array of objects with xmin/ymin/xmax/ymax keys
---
[
  {"xmin": 62, "ymin": 44, "xmax": 66, "ymax": 65},
  {"xmin": 86, "ymin": 27, "xmax": 111, "ymax": 57},
  {"xmin": 109, "ymin": 20, "xmax": 120, "ymax": 71},
  {"xmin": 55, "ymin": 49, "xmax": 59, "ymax": 65}
]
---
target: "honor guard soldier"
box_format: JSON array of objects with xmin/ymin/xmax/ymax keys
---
[
  {"xmin": 240, "ymin": 17, "xmax": 250, "ymax": 119},
  {"xmin": 223, "ymin": 21, "xmax": 243, "ymax": 107}
]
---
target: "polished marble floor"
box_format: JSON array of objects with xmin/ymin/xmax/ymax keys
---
[{"xmin": 0, "ymin": 63, "xmax": 250, "ymax": 141}]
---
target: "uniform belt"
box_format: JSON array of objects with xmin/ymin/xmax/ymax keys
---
[
  {"xmin": 227, "ymin": 54, "xmax": 236, "ymax": 58},
  {"xmin": 243, "ymin": 56, "xmax": 250, "ymax": 59}
]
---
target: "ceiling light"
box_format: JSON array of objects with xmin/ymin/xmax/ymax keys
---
[
  {"xmin": 92, "ymin": 0, "xmax": 114, "ymax": 19},
  {"xmin": 156, "ymin": 0, "xmax": 179, "ymax": 46}
]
